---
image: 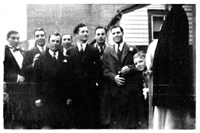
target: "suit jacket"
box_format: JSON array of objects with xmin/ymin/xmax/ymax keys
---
[
  {"xmin": 34, "ymin": 50, "xmax": 72, "ymax": 105},
  {"xmin": 4, "ymin": 45, "xmax": 26, "ymax": 123},
  {"xmin": 67, "ymin": 44, "xmax": 101, "ymax": 99},
  {"xmin": 4, "ymin": 45, "xmax": 24, "ymax": 83},
  {"xmin": 22, "ymin": 46, "xmax": 43, "ymax": 82},
  {"xmin": 102, "ymin": 43, "xmax": 138, "ymax": 98}
]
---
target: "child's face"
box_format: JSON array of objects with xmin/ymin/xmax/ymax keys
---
[{"xmin": 134, "ymin": 57, "xmax": 146, "ymax": 71}]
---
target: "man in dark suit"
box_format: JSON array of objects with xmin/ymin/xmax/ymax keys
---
[
  {"xmin": 21, "ymin": 28, "xmax": 47, "ymax": 128},
  {"xmin": 60, "ymin": 34, "xmax": 73, "ymax": 56},
  {"xmin": 34, "ymin": 33, "xmax": 72, "ymax": 129},
  {"xmin": 67, "ymin": 23, "xmax": 101, "ymax": 129},
  {"xmin": 102, "ymin": 26, "xmax": 144, "ymax": 129},
  {"xmin": 91, "ymin": 26, "xmax": 109, "ymax": 128},
  {"xmin": 4, "ymin": 30, "xmax": 25, "ymax": 128}
]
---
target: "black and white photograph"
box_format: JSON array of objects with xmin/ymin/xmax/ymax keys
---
[{"xmin": 0, "ymin": 0, "xmax": 197, "ymax": 130}]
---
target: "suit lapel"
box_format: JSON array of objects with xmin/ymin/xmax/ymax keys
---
[
  {"xmin": 81, "ymin": 44, "xmax": 90, "ymax": 62},
  {"xmin": 73, "ymin": 46, "xmax": 81, "ymax": 62},
  {"xmin": 121, "ymin": 43, "xmax": 129, "ymax": 63},
  {"xmin": 110, "ymin": 45, "xmax": 119, "ymax": 61},
  {"xmin": 5, "ymin": 45, "xmax": 22, "ymax": 70}
]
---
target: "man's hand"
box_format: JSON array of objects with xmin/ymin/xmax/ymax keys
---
[
  {"xmin": 120, "ymin": 65, "xmax": 130, "ymax": 75},
  {"xmin": 17, "ymin": 75, "xmax": 25, "ymax": 83},
  {"xmin": 35, "ymin": 99, "xmax": 42, "ymax": 107},
  {"xmin": 114, "ymin": 75, "xmax": 125, "ymax": 86},
  {"xmin": 32, "ymin": 53, "xmax": 40, "ymax": 67}
]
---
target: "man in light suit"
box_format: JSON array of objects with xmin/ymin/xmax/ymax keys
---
[
  {"xmin": 67, "ymin": 23, "xmax": 101, "ymax": 129},
  {"xmin": 4, "ymin": 30, "xmax": 25, "ymax": 128},
  {"xmin": 102, "ymin": 26, "xmax": 146, "ymax": 129},
  {"xmin": 21, "ymin": 28, "xmax": 47, "ymax": 128},
  {"xmin": 34, "ymin": 33, "xmax": 72, "ymax": 129}
]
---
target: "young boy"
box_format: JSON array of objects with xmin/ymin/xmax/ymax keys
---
[
  {"xmin": 133, "ymin": 51, "xmax": 149, "ymax": 128},
  {"xmin": 133, "ymin": 51, "xmax": 149, "ymax": 99}
]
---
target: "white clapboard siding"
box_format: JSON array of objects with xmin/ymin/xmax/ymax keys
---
[{"xmin": 120, "ymin": 4, "xmax": 195, "ymax": 46}]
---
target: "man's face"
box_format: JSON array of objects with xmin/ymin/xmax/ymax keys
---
[
  {"xmin": 49, "ymin": 35, "xmax": 60, "ymax": 52},
  {"xmin": 77, "ymin": 26, "xmax": 89, "ymax": 42},
  {"xmin": 95, "ymin": 28, "xmax": 106, "ymax": 45},
  {"xmin": 35, "ymin": 30, "xmax": 46, "ymax": 46},
  {"xmin": 111, "ymin": 27, "xmax": 123, "ymax": 44},
  {"xmin": 62, "ymin": 35, "xmax": 72, "ymax": 49},
  {"xmin": 134, "ymin": 57, "xmax": 146, "ymax": 71},
  {"xmin": 7, "ymin": 33, "xmax": 20, "ymax": 48}
]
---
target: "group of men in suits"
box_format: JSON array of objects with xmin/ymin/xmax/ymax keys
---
[{"xmin": 4, "ymin": 24, "xmax": 143, "ymax": 129}]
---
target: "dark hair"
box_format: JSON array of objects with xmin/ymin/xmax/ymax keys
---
[
  {"xmin": 95, "ymin": 26, "xmax": 107, "ymax": 34},
  {"xmin": 110, "ymin": 25, "xmax": 124, "ymax": 33},
  {"xmin": 73, "ymin": 23, "xmax": 86, "ymax": 34},
  {"xmin": 34, "ymin": 28, "xmax": 46, "ymax": 36},
  {"xmin": 48, "ymin": 32, "xmax": 61, "ymax": 43},
  {"xmin": 7, "ymin": 30, "xmax": 19, "ymax": 39}
]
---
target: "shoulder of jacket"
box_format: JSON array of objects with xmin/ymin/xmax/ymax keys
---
[{"xmin": 125, "ymin": 43, "xmax": 138, "ymax": 52}]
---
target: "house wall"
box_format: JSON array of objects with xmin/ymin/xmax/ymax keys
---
[{"xmin": 120, "ymin": 4, "xmax": 195, "ymax": 47}]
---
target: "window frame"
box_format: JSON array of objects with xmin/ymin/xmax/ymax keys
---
[{"xmin": 147, "ymin": 9, "xmax": 168, "ymax": 44}]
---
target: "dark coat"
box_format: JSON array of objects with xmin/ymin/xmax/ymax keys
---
[
  {"xmin": 21, "ymin": 46, "xmax": 46, "ymax": 127},
  {"xmin": 22, "ymin": 46, "xmax": 42, "ymax": 82},
  {"xmin": 153, "ymin": 5, "xmax": 193, "ymax": 109},
  {"xmin": 34, "ymin": 50, "xmax": 71, "ymax": 104},
  {"xmin": 102, "ymin": 43, "xmax": 146, "ymax": 128},
  {"xmin": 67, "ymin": 44, "xmax": 101, "ymax": 128},
  {"xmin": 34, "ymin": 50, "xmax": 72, "ymax": 128},
  {"xmin": 4, "ymin": 45, "xmax": 24, "ymax": 82}
]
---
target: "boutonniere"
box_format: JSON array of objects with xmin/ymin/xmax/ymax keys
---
[
  {"xmin": 129, "ymin": 47, "xmax": 134, "ymax": 52},
  {"xmin": 63, "ymin": 59, "xmax": 68, "ymax": 63}
]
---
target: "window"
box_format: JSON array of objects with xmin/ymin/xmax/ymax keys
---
[{"xmin": 148, "ymin": 10, "xmax": 168, "ymax": 44}]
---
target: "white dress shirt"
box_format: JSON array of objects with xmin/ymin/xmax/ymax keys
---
[
  {"xmin": 49, "ymin": 50, "xmax": 59, "ymax": 59},
  {"xmin": 77, "ymin": 41, "xmax": 87, "ymax": 52},
  {"xmin": 114, "ymin": 41, "xmax": 124, "ymax": 53},
  {"xmin": 63, "ymin": 48, "xmax": 67, "ymax": 56},
  {"xmin": 37, "ymin": 45, "xmax": 46, "ymax": 53}
]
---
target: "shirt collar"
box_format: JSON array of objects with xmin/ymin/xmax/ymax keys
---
[
  {"xmin": 7, "ymin": 44, "xmax": 20, "ymax": 49},
  {"xmin": 114, "ymin": 41, "xmax": 124, "ymax": 52},
  {"xmin": 49, "ymin": 49, "xmax": 59, "ymax": 58},
  {"xmin": 77, "ymin": 41, "xmax": 87, "ymax": 51},
  {"xmin": 37, "ymin": 45, "xmax": 46, "ymax": 53},
  {"xmin": 96, "ymin": 43, "xmax": 105, "ymax": 50}
]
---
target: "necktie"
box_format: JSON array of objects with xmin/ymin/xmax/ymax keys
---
[
  {"xmin": 117, "ymin": 44, "xmax": 122, "ymax": 61},
  {"xmin": 41, "ymin": 46, "xmax": 44, "ymax": 53},
  {"xmin": 53, "ymin": 52, "xmax": 57, "ymax": 60},
  {"xmin": 80, "ymin": 44, "xmax": 83, "ymax": 55},
  {"xmin": 13, "ymin": 48, "xmax": 20, "ymax": 52},
  {"xmin": 100, "ymin": 46, "xmax": 104, "ymax": 56},
  {"xmin": 9, "ymin": 46, "xmax": 20, "ymax": 52}
]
